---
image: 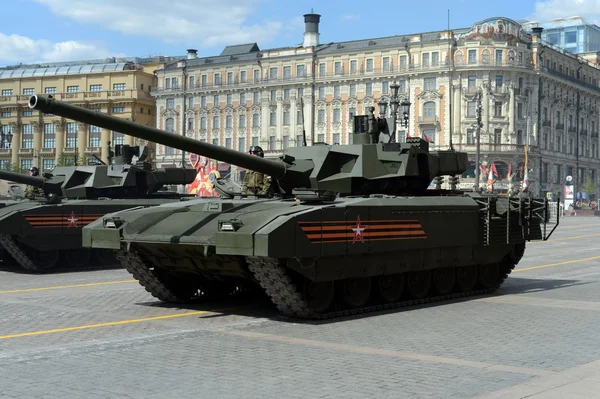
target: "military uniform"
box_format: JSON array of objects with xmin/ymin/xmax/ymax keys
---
[
  {"xmin": 25, "ymin": 167, "xmax": 44, "ymax": 198},
  {"xmin": 242, "ymin": 170, "xmax": 272, "ymax": 195}
]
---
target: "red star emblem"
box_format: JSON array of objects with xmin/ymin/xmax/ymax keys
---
[
  {"xmin": 66, "ymin": 211, "xmax": 78, "ymax": 228},
  {"xmin": 351, "ymin": 216, "xmax": 366, "ymax": 243}
]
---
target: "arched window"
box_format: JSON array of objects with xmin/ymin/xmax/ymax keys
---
[
  {"xmin": 482, "ymin": 49, "xmax": 490, "ymax": 64},
  {"xmin": 423, "ymin": 102, "xmax": 436, "ymax": 120},
  {"xmin": 165, "ymin": 118, "xmax": 174, "ymax": 132},
  {"xmin": 454, "ymin": 50, "xmax": 463, "ymax": 65}
]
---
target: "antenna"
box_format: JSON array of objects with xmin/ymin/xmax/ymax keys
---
[{"xmin": 448, "ymin": 8, "xmax": 454, "ymax": 151}]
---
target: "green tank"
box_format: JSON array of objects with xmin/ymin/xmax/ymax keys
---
[
  {"xmin": 0, "ymin": 115, "xmax": 197, "ymax": 272},
  {"xmin": 30, "ymin": 94, "xmax": 559, "ymax": 317}
]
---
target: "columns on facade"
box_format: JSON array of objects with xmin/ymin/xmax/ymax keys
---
[
  {"xmin": 508, "ymin": 85, "xmax": 515, "ymax": 135},
  {"xmin": 53, "ymin": 119, "xmax": 65, "ymax": 163},
  {"xmin": 303, "ymin": 94, "xmax": 313, "ymax": 144},
  {"xmin": 32, "ymin": 121, "xmax": 42, "ymax": 169},
  {"xmin": 100, "ymin": 128, "xmax": 111, "ymax": 164},
  {"xmin": 9, "ymin": 122, "xmax": 21, "ymax": 166},
  {"xmin": 453, "ymin": 85, "xmax": 461, "ymax": 139},
  {"xmin": 77, "ymin": 123, "xmax": 87, "ymax": 165},
  {"xmin": 261, "ymin": 96, "xmax": 269, "ymax": 147},
  {"xmin": 482, "ymin": 90, "xmax": 490, "ymax": 137}
]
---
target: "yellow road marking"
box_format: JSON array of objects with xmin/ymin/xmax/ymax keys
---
[
  {"xmin": 529, "ymin": 232, "xmax": 600, "ymax": 244},
  {"xmin": 0, "ymin": 307, "xmax": 241, "ymax": 340},
  {"xmin": 559, "ymin": 223, "xmax": 600, "ymax": 229},
  {"xmin": 513, "ymin": 255, "xmax": 600, "ymax": 273},
  {"xmin": 0, "ymin": 280, "xmax": 136, "ymax": 294}
]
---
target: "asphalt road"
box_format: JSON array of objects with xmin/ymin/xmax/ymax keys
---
[{"xmin": 0, "ymin": 216, "xmax": 599, "ymax": 398}]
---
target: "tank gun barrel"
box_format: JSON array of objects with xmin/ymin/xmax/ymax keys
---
[
  {"xmin": 0, "ymin": 169, "xmax": 46, "ymax": 188},
  {"xmin": 29, "ymin": 95, "xmax": 289, "ymax": 180}
]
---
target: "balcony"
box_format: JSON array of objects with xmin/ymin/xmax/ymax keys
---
[
  {"xmin": 555, "ymin": 123, "xmax": 565, "ymax": 130},
  {"xmin": 418, "ymin": 116, "xmax": 440, "ymax": 125},
  {"xmin": 592, "ymin": 131, "xmax": 599, "ymax": 138},
  {"xmin": 580, "ymin": 129, "xmax": 588, "ymax": 136},
  {"xmin": 0, "ymin": 89, "xmax": 153, "ymax": 106},
  {"xmin": 542, "ymin": 120, "xmax": 551, "ymax": 127},
  {"xmin": 568, "ymin": 126, "xmax": 576, "ymax": 133},
  {"xmin": 454, "ymin": 143, "xmax": 524, "ymax": 153}
]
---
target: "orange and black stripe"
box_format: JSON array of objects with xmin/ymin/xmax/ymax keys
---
[
  {"xmin": 23, "ymin": 214, "xmax": 104, "ymax": 229},
  {"xmin": 298, "ymin": 219, "xmax": 427, "ymax": 244}
]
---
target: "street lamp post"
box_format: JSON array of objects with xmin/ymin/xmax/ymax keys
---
[
  {"xmin": 473, "ymin": 91, "xmax": 483, "ymax": 191},
  {"xmin": 380, "ymin": 82, "xmax": 410, "ymax": 142},
  {"xmin": 0, "ymin": 127, "xmax": 13, "ymax": 168}
]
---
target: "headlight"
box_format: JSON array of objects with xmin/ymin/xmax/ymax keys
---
[{"xmin": 218, "ymin": 219, "xmax": 243, "ymax": 231}]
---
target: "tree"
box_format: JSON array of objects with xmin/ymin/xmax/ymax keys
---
[
  {"xmin": 55, "ymin": 150, "xmax": 80, "ymax": 167},
  {"xmin": 1, "ymin": 162, "xmax": 24, "ymax": 173},
  {"xmin": 581, "ymin": 178, "xmax": 597, "ymax": 200}
]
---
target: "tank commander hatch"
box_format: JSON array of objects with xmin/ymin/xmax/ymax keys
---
[{"xmin": 241, "ymin": 146, "xmax": 273, "ymax": 196}]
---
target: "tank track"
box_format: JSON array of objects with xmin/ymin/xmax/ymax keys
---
[
  {"xmin": 0, "ymin": 234, "xmax": 49, "ymax": 272},
  {"xmin": 246, "ymin": 256, "xmax": 513, "ymax": 320},
  {"xmin": 115, "ymin": 250, "xmax": 181, "ymax": 302}
]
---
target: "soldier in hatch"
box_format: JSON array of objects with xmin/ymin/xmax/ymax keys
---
[
  {"xmin": 25, "ymin": 167, "xmax": 44, "ymax": 198},
  {"xmin": 241, "ymin": 146, "xmax": 272, "ymax": 196}
]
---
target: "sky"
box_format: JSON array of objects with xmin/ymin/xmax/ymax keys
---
[{"xmin": 1, "ymin": 0, "xmax": 599, "ymax": 68}]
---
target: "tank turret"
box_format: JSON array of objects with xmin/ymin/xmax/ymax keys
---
[
  {"xmin": 29, "ymin": 95, "xmax": 466, "ymax": 200},
  {"xmin": 0, "ymin": 136, "xmax": 196, "ymax": 200}
]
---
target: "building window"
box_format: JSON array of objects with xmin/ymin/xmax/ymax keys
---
[
  {"xmin": 333, "ymin": 109, "xmax": 341, "ymax": 123},
  {"xmin": 165, "ymin": 118, "xmax": 175, "ymax": 132},
  {"xmin": 382, "ymin": 57, "xmax": 390, "ymax": 71},
  {"xmin": 1, "ymin": 111, "xmax": 11, "ymax": 118},
  {"xmin": 269, "ymin": 67, "xmax": 278, "ymax": 80},
  {"xmin": 399, "ymin": 55, "xmax": 407, "ymax": 68},
  {"xmin": 423, "ymin": 129, "xmax": 436, "ymax": 143},
  {"xmin": 270, "ymin": 90, "xmax": 277, "ymax": 102},
  {"xmin": 382, "ymin": 81, "xmax": 389, "ymax": 95},
  {"xmin": 43, "ymin": 123, "xmax": 56, "ymax": 148},
  {"xmin": 494, "ymin": 128, "xmax": 502, "ymax": 144},
  {"xmin": 45, "ymin": 87, "xmax": 56, "ymax": 94},
  {"xmin": 226, "ymin": 115, "xmax": 232, "ymax": 129},
  {"xmin": 495, "ymin": 75, "xmax": 503, "ymax": 88},
  {"xmin": 252, "ymin": 113, "xmax": 260, "ymax": 128},
  {"xmin": 468, "ymin": 49, "xmax": 476, "ymax": 64},
  {"xmin": 113, "ymin": 132, "xmax": 124, "ymax": 146},
  {"xmin": 188, "ymin": 117, "xmax": 194, "ymax": 131},
  {"xmin": 226, "ymin": 94, "xmax": 232, "ymax": 106},
  {"xmin": 269, "ymin": 136, "xmax": 276, "ymax": 151},
  {"xmin": 21, "ymin": 124, "xmax": 33, "ymax": 149},
  {"xmin": 494, "ymin": 101, "xmax": 503, "ymax": 117},
  {"xmin": 22, "ymin": 111, "xmax": 32, "ymax": 117},
  {"xmin": 350, "ymin": 84, "xmax": 356, "ymax": 97},
  {"xmin": 1, "ymin": 89, "xmax": 13, "ymax": 96},
  {"xmin": 424, "ymin": 77, "xmax": 436, "ymax": 91},
  {"xmin": 349, "ymin": 107, "xmax": 356, "ymax": 119},
  {"xmin": 333, "ymin": 133, "xmax": 340, "ymax": 145},
  {"xmin": 318, "ymin": 87, "xmax": 325, "ymax": 100},
  {"xmin": 238, "ymin": 137, "xmax": 246, "ymax": 152},
  {"xmin": 189, "ymin": 75, "xmax": 195, "ymax": 88},
  {"xmin": 297, "ymin": 109, "xmax": 303, "ymax": 124},
  {"xmin": 239, "ymin": 114, "xmax": 246, "ymax": 129},
  {"xmin": 466, "ymin": 128, "xmax": 475, "ymax": 144},
  {"xmin": 253, "ymin": 70, "xmax": 260, "ymax": 83},
  {"xmin": 200, "ymin": 117, "xmax": 207, "ymax": 130},
  {"xmin": 296, "ymin": 135, "xmax": 303, "ymax": 146},
  {"xmin": 317, "ymin": 134, "xmax": 325, "ymax": 142},
  {"xmin": 113, "ymin": 107, "xmax": 125, "ymax": 113},
  {"xmin": 227, "ymin": 72, "xmax": 233, "ymax": 84},
  {"xmin": 422, "ymin": 53, "xmax": 430, "ymax": 67},
  {"xmin": 467, "ymin": 101, "xmax": 476, "ymax": 117},
  {"xmin": 22, "ymin": 88, "xmax": 34, "ymax": 95},
  {"xmin": 240, "ymin": 71, "xmax": 247, "ymax": 83},
  {"xmin": 201, "ymin": 96, "xmax": 207, "ymax": 107},
  {"xmin": 253, "ymin": 91, "xmax": 260, "ymax": 104},
  {"xmin": 252, "ymin": 136, "xmax": 259, "ymax": 146},
  {"xmin": 366, "ymin": 59, "xmax": 374, "ymax": 72},
  {"xmin": 468, "ymin": 75, "xmax": 477, "ymax": 91},
  {"xmin": 319, "ymin": 63, "xmax": 326, "ymax": 76},
  {"xmin": 366, "ymin": 83, "xmax": 373, "ymax": 96},
  {"xmin": 113, "ymin": 83, "xmax": 126, "ymax": 91},
  {"xmin": 43, "ymin": 159, "xmax": 55, "ymax": 171},
  {"xmin": 350, "ymin": 60, "xmax": 358, "ymax": 73},
  {"xmin": 166, "ymin": 98, "xmax": 175, "ymax": 109},
  {"xmin": 90, "ymin": 84, "xmax": 102, "ymax": 92},
  {"xmin": 188, "ymin": 97, "xmax": 194, "ymax": 109},
  {"xmin": 21, "ymin": 159, "xmax": 33, "ymax": 171},
  {"xmin": 318, "ymin": 109, "xmax": 325, "ymax": 124},
  {"xmin": 201, "ymin": 75, "xmax": 207, "ymax": 86},
  {"xmin": 283, "ymin": 66, "xmax": 291, "ymax": 79},
  {"xmin": 432, "ymin": 52, "xmax": 439, "ymax": 66},
  {"xmin": 89, "ymin": 125, "xmax": 101, "ymax": 147},
  {"xmin": 66, "ymin": 122, "xmax": 78, "ymax": 148},
  {"xmin": 225, "ymin": 137, "xmax": 232, "ymax": 149},
  {"xmin": 240, "ymin": 92, "xmax": 246, "ymax": 104},
  {"xmin": 214, "ymin": 95, "xmax": 220, "ymax": 106},
  {"xmin": 297, "ymin": 64, "xmax": 305, "ymax": 77},
  {"xmin": 423, "ymin": 102, "xmax": 436, "ymax": 120},
  {"xmin": 334, "ymin": 85, "xmax": 341, "ymax": 98},
  {"xmin": 283, "ymin": 89, "xmax": 290, "ymax": 100},
  {"xmin": 283, "ymin": 110, "xmax": 290, "ymax": 125},
  {"xmin": 212, "ymin": 116, "xmax": 220, "ymax": 129},
  {"xmin": 334, "ymin": 61, "xmax": 343, "ymax": 75},
  {"xmin": 67, "ymin": 85, "xmax": 79, "ymax": 93},
  {"xmin": 283, "ymin": 136, "xmax": 290, "ymax": 149},
  {"xmin": 482, "ymin": 50, "xmax": 490, "ymax": 64},
  {"xmin": 270, "ymin": 111, "xmax": 277, "ymax": 126},
  {"xmin": 214, "ymin": 73, "xmax": 221, "ymax": 85}
]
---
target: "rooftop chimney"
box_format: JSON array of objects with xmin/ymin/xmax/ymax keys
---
[
  {"xmin": 531, "ymin": 26, "xmax": 544, "ymax": 42},
  {"xmin": 302, "ymin": 12, "xmax": 321, "ymax": 47},
  {"xmin": 187, "ymin": 49, "xmax": 198, "ymax": 60}
]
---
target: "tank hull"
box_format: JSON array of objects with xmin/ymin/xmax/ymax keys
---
[
  {"xmin": 0, "ymin": 197, "xmax": 192, "ymax": 272},
  {"xmin": 83, "ymin": 193, "xmax": 552, "ymax": 318}
]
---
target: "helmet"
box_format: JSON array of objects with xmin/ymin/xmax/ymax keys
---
[
  {"xmin": 249, "ymin": 145, "xmax": 264, "ymax": 158},
  {"xmin": 29, "ymin": 167, "xmax": 39, "ymax": 176}
]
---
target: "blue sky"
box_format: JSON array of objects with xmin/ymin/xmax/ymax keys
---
[{"xmin": 0, "ymin": 0, "xmax": 597, "ymax": 67}]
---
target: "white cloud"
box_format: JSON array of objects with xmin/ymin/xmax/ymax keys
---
[
  {"xmin": 340, "ymin": 14, "xmax": 359, "ymax": 21},
  {"xmin": 0, "ymin": 33, "xmax": 117, "ymax": 66},
  {"xmin": 529, "ymin": 0, "xmax": 600, "ymax": 24},
  {"xmin": 35, "ymin": 0, "xmax": 288, "ymax": 48}
]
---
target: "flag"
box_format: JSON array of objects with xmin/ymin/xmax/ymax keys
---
[
  {"xmin": 479, "ymin": 161, "xmax": 487, "ymax": 177},
  {"xmin": 487, "ymin": 167, "xmax": 494, "ymax": 193},
  {"xmin": 507, "ymin": 162, "xmax": 513, "ymax": 181},
  {"xmin": 422, "ymin": 133, "xmax": 434, "ymax": 143},
  {"xmin": 490, "ymin": 162, "xmax": 498, "ymax": 177}
]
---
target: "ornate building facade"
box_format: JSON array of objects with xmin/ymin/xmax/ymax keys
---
[
  {"xmin": 152, "ymin": 14, "xmax": 600, "ymax": 199},
  {"xmin": 0, "ymin": 59, "xmax": 164, "ymax": 171}
]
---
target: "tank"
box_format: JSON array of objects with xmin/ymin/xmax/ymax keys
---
[
  {"xmin": 0, "ymin": 117, "xmax": 197, "ymax": 272},
  {"xmin": 30, "ymin": 94, "xmax": 559, "ymax": 318}
]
